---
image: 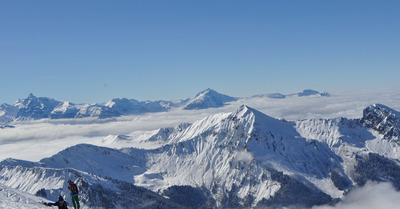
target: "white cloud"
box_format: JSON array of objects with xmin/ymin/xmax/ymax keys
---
[
  {"xmin": 313, "ymin": 181, "xmax": 400, "ymax": 209},
  {"xmin": 234, "ymin": 150, "xmax": 254, "ymax": 163}
]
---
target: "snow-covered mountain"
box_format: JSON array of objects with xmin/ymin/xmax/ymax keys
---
[
  {"xmin": 50, "ymin": 101, "xmax": 80, "ymax": 119},
  {"xmin": 297, "ymin": 89, "xmax": 330, "ymax": 97},
  {"xmin": 0, "ymin": 94, "xmax": 186, "ymax": 123},
  {"xmin": 183, "ymin": 89, "xmax": 237, "ymax": 110},
  {"xmin": 0, "ymin": 94, "xmax": 122, "ymax": 122},
  {"xmin": 360, "ymin": 104, "xmax": 400, "ymax": 139},
  {"xmin": 105, "ymin": 98, "xmax": 187, "ymax": 115},
  {"xmin": 3, "ymin": 104, "xmax": 400, "ymax": 208},
  {"xmin": 14, "ymin": 93, "xmax": 64, "ymax": 120}
]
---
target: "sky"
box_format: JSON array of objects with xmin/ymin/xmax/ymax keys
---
[{"xmin": 1, "ymin": 1, "xmax": 399, "ymax": 104}]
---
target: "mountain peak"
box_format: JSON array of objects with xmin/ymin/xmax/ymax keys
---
[
  {"xmin": 228, "ymin": 105, "xmax": 297, "ymax": 137},
  {"xmin": 362, "ymin": 104, "xmax": 400, "ymax": 120},
  {"xmin": 184, "ymin": 89, "xmax": 237, "ymax": 110},
  {"xmin": 361, "ymin": 104, "xmax": 400, "ymax": 139},
  {"xmin": 15, "ymin": 93, "xmax": 38, "ymax": 106},
  {"xmin": 232, "ymin": 105, "xmax": 278, "ymax": 120},
  {"xmin": 14, "ymin": 95, "xmax": 63, "ymax": 120},
  {"xmin": 28, "ymin": 93, "xmax": 36, "ymax": 99},
  {"xmin": 232, "ymin": 105, "xmax": 259, "ymax": 118},
  {"xmin": 196, "ymin": 88, "xmax": 219, "ymax": 96}
]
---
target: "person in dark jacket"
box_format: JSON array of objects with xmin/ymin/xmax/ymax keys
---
[
  {"xmin": 67, "ymin": 180, "xmax": 80, "ymax": 209},
  {"xmin": 43, "ymin": 195, "xmax": 68, "ymax": 209}
]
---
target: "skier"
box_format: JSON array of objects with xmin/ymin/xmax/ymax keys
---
[
  {"xmin": 67, "ymin": 180, "xmax": 80, "ymax": 209},
  {"xmin": 43, "ymin": 195, "xmax": 68, "ymax": 209}
]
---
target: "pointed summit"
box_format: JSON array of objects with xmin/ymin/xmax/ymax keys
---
[
  {"xmin": 230, "ymin": 105, "xmax": 269, "ymax": 120},
  {"xmin": 14, "ymin": 94, "xmax": 62, "ymax": 120},
  {"xmin": 229, "ymin": 105, "xmax": 299, "ymax": 137},
  {"xmin": 231, "ymin": 105, "xmax": 283, "ymax": 122},
  {"xmin": 28, "ymin": 93, "xmax": 35, "ymax": 98},
  {"xmin": 361, "ymin": 104, "xmax": 400, "ymax": 139},
  {"xmin": 183, "ymin": 89, "xmax": 237, "ymax": 110},
  {"xmin": 15, "ymin": 93, "xmax": 38, "ymax": 107}
]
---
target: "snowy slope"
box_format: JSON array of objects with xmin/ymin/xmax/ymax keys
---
[
  {"xmin": 141, "ymin": 123, "xmax": 191, "ymax": 144},
  {"xmin": 0, "ymin": 103, "xmax": 18, "ymax": 124},
  {"xmin": 39, "ymin": 144, "xmax": 147, "ymax": 183},
  {"xmin": 75, "ymin": 103, "xmax": 121, "ymax": 118},
  {"xmin": 50, "ymin": 101, "xmax": 80, "ymax": 119},
  {"xmin": 0, "ymin": 183, "xmax": 49, "ymax": 209},
  {"xmin": 0, "ymin": 161, "xmax": 185, "ymax": 209}
]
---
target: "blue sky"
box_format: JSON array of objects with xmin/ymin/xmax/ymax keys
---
[{"xmin": 1, "ymin": 1, "xmax": 399, "ymax": 104}]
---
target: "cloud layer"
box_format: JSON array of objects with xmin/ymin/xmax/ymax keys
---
[{"xmin": 313, "ymin": 181, "xmax": 400, "ymax": 209}]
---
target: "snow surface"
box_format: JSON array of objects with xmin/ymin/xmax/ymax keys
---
[{"xmin": 0, "ymin": 183, "xmax": 49, "ymax": 209}]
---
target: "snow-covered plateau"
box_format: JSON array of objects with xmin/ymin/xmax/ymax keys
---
[{"xmin": 1, "ymin": 89, "xmax": 400, "ymax": 208}]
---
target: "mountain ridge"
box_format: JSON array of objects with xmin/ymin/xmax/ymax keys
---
[{"xmin": 0, "ymin": 89, "xmax": 329, "ymax": 123}]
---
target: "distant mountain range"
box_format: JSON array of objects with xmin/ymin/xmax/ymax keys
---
[
  {"xmin": 253, "ymin": 89, "xmax": 330, "ymax": 98},
  {"xmin": 0, "ymin": 89, "xmax": 329, "ymax": 123},
  {"xmin": 2, "ymin": 103, "xmax": 400, "ymax": 208}
]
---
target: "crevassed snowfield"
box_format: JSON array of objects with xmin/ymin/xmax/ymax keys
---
[{"xmin": 1, "ymin": 89, "xmax": 399, "ymax": 162}]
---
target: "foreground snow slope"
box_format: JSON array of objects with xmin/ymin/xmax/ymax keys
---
[
  {"xmin": 0, "ymin": 162, "xmax": 185, "ymax": 209},
  {"xmin": 0, "ymin": 183, "xmax": 49, "ymax": 209}
]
